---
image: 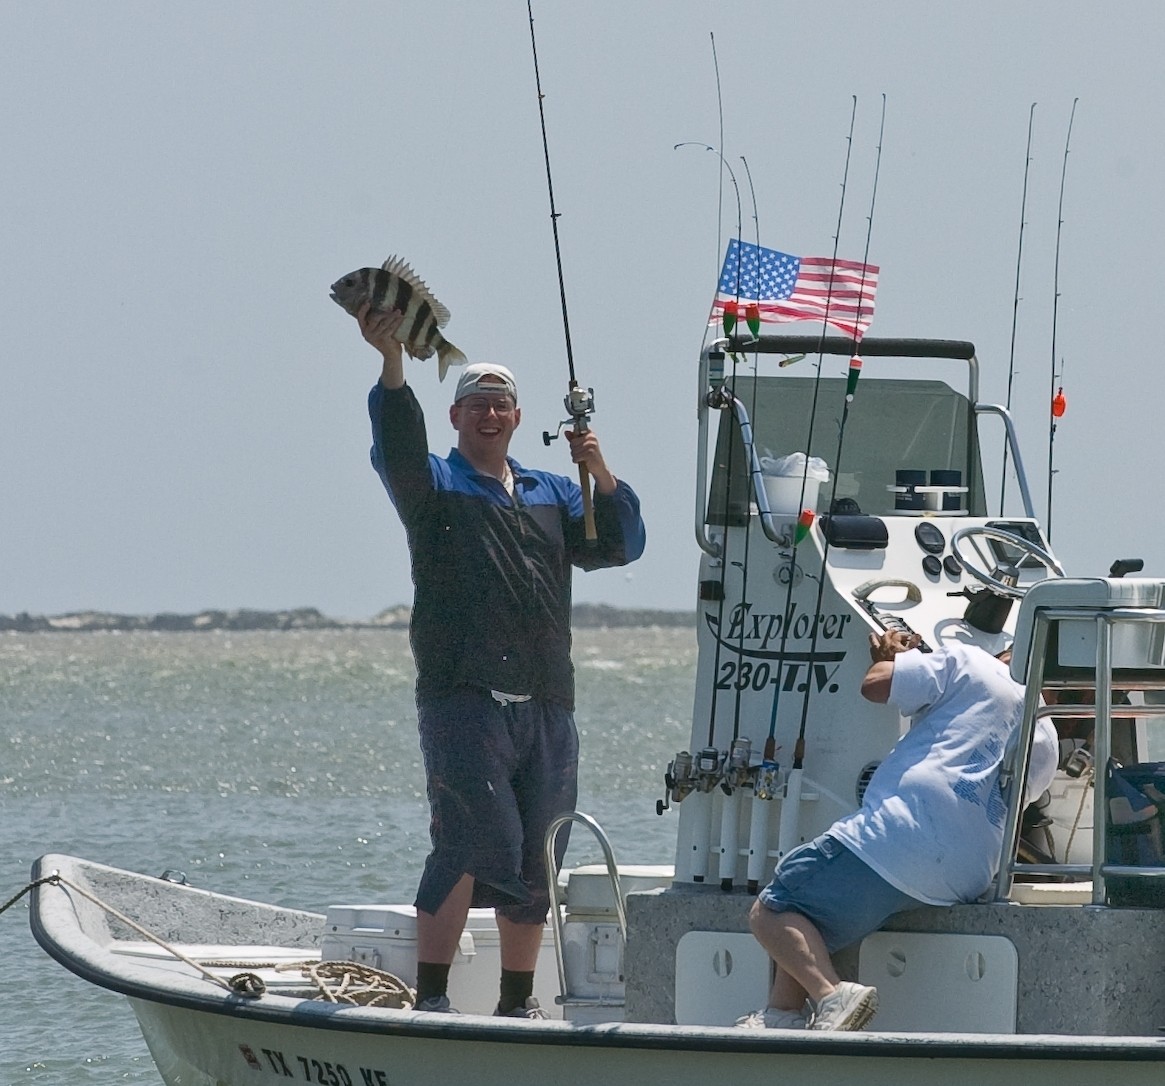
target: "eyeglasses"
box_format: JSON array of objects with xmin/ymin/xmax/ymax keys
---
[{"xmin": 460, "ymin": 397, "xmax": 515, "ymax": 417}]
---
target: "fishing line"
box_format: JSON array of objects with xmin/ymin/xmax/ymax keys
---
[
  {"xmin": 1047, "ymin": 97, "xmax": 1078, "ymax": 541},
  {"xmin": 761, "ymin": 97, "xmax": 860, "ymax": 765},
  {"xmin": 791, "ymin": 94, "xmax": 887, "ymax": 765},
  {"xmin": 526, "ymin": 0, "xmax": 597, "ymax": 540},
  {"xmin": 1001, "ymin": 103, "xmax": 1037, "ymax": 515}
]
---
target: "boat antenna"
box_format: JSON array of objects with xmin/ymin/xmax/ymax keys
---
[
  {"xmin": 1000, "ymin": 103, "xmax": 1036, "ymax": 515},
  {"xmin": 1047, "ymin": 97, "xmax": 1077, "ymax": 540},
  {"xmin": 527, "ymin": 0, "xmax": 597, "ymax": 541},
  {"xmin": 793, "ymin": 94, "xmax": 886, "ymax": 764},
  {"xmin": 763, "ymin": 96, "xmax": 860, "ymax": 768}
]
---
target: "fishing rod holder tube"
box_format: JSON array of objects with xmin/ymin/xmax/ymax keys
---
[
  {"xmin": 717, "ymin": 788, "xmax": 742, "ymax": 889},
  {"xmin": 746, "ymin": 774, "xmax": 775, "ymax": 894}
]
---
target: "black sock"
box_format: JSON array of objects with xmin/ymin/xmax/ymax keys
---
[
  {"xmin": 498, "ymin": 968, "xmax": 535, "ymax": 1012},
  {"xmin": 415, "ymin": 961, "xmax": 451, "ymax": 1003}
]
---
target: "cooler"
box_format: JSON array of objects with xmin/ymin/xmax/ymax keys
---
[
  {"xmin": 560, "ymin": 864, "xmax": 674, "ymax": 1023},
  {"xmin": 319, "ymin": 904, "xmax": 560, "ymax": 1016}
]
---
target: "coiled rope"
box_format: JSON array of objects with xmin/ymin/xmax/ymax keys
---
[{"xmin": 277, "ymin": 960, "xmax": 415, "ymax": 1007}]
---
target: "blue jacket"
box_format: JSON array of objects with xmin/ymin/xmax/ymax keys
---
[{"xmin": 369, "ymin": 383, "xmax": 646, "ymax": 707}]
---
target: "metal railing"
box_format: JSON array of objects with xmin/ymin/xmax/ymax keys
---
[
  {"xmin": 542, "ymin": 811, "xmax": 627, "ymax": 1007},
  {"xmin": 996, "ymin": 606, "xmax": 1165, "ymax": 904}
]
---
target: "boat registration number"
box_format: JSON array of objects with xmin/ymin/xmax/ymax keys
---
[{"xmin": 239, "ymin": 1044, "xmax": 391, "ymax": 1086}]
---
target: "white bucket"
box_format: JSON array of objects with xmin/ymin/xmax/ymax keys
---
[{"xmin": 763, "ymin": 474, "xmax": 820, "ymax": 515}]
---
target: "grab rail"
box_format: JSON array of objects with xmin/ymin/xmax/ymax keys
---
[{"xmin": 543, "ymin": 811, "xmax": 627, "ymax": 1006}]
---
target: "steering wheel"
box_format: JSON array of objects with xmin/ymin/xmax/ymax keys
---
[{"xmin": 950, "ymin": 525, "xmax": 1065, "ymax": 599}]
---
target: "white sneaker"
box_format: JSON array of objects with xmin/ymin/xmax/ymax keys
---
[
  {"xmin": 496, "ymin": 997, "xmax": 549, "ymax": 1020},
  {"xmin": 808, "ymin": 982, "xmax": 878, "ymax": 1031},
  {"xmin": 735, "ymin": 1006, "xmax": 809, "ymax": 1029}
]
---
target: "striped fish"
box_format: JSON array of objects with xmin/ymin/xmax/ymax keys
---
[{"xmin": 330, "ymin": 256, "xmax": 468, "ymax": 380}]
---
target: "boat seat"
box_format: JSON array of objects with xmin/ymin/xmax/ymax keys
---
[{"xmin": 1009, "ymin": 577, "xmax": 1165, "ymax": 685}]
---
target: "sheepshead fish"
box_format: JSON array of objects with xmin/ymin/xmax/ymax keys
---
[{"xmin": 330, "ymin": 256, "xmax": 468, "ymax": 381}]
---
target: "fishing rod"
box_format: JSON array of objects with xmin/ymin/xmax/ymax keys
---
[
  {"xmin": 660, "ymin": 36, "xmax": 757, "ymax": 888},
  {"xmin": 527, "ymin": 0, "xmax": 596, "ymax": 541},
  {"xmin": 788, "ymin": 94, "xmax": 886, "ymax": 816},
  {"xmin": 731, "ymin": 151, "xmax": 764, "ymax": 739},
  {"xmin": 764, "ymin": 97, "xmax": 859, "ymax": 771},
  {"xmin": 704, "ymin": 31, "xmax": 729, "ymax": 358},
  {"xmin": 672, "ymin": 138, "xmax": 741, "ymax": 759},
  {"xmin": 675, "ymin": 31, "xmax": 747, "ymax": 757},
  {"xmin": 1047, "ymin": 98, "xmax": 1078, "ymax": 541},
  {"xmin": 1000, "ymin": 103, "xmax": 1036, "ymax": 515},
  {"xmin": 711, "ymin": 150, "xmax": 768, "ymax": 892}
]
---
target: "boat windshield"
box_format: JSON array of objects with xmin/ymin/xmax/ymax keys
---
[{"xmin": 708, "ymin": 375, "xmax": 987, "ymax": 525}]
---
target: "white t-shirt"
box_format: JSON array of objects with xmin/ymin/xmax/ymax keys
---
[{"xmin": 829, "ymin": 642, "xmax": 1058, "ymax": 906}]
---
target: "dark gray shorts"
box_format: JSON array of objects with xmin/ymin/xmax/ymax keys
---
[
  {"xmin": 414, "ymin": 689, "xmax": 578, "ymax": 924},
  {"xmin": 757, "ymin": 833, "xmax": 924, "ymax": 951}
]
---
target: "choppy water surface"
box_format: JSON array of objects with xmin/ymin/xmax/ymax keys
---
[{"xmin": 0, "ymin": 627, "xmax": 695, "ymax": 1084}]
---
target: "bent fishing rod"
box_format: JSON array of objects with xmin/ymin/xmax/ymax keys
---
[
  {"xmin": 1001, "ymin": 103, "xmax": 1037, "ymax": 515},
  {"xmin": 527, "ymin": 0, "xmax": 597, "ymax": 540},
  {"xmin": 1047, "ymin": 97, "xmax": 1078, "ymax": 541}
]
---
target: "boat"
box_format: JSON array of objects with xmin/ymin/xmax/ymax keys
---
[{"xmin": 30, "ymin": 334, "xmax": 1165, "ymax": 1083}]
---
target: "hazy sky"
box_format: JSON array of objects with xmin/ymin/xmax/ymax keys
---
[{"xmin": 3, "ymin": 1, "xmax": 1162, "ymax": 619}]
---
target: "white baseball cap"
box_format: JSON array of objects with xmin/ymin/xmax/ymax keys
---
[{"xmin": 453, "ymin": 363, "xmax": 518, "ymax": 404}]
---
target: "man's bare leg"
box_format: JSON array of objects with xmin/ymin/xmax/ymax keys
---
[
  {"xmin": 417, "ymin": 873, "xmax": 474, "ymax": 963},
  {"xmin": 749, "ymin": 900, "xmax": 840, "ymax": 1008},
  {"xmin": 497, "ymin": 915, "xmax": 545, "ymax": 972}
]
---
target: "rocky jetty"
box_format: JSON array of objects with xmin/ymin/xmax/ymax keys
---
[{"xmin": 0, "ymin": 603, "xmax": 693, "ymax": 633}]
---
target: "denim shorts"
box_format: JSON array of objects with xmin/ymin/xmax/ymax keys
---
[
  {"xmin": 756, "ymin": 833, "xmax": 923, "ymax": 952},
  {"xmin": 414, "ymin": 689, "xmax": 578, "ymax": 924}
]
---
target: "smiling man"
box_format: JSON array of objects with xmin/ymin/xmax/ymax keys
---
[{"xmin": 358, "ymin": 303, "xmax": 646, "ymax": 1019}]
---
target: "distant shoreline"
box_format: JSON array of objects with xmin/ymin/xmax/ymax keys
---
[{"xmin": 0, "ymin": 603, "xmax": 695, "ymax": 633}]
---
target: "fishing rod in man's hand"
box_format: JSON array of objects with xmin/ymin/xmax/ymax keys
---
[{"xmin": 527, "ymin": 0, "xmax": 597, "ymax": 541}]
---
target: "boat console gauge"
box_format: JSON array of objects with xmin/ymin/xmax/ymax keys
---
[{"xmin": 914, "ymin": 521, "xmax": 945, "ymax": 554}]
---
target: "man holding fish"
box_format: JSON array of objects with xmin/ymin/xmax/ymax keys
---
[{"xmin": 348, "ymin": 273, "xmax": 646, "ymax": 1019}]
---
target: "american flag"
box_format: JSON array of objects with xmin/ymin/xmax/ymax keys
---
[{"xmin": 710, "ymin": 239, "xmax": 879, "ymax": 341}]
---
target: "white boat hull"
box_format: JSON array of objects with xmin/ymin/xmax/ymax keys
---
[
  {"xmin": 128, "ymin": 997, "xmax": 1165, "ymax": 1086},
  {"xmin": 29, "ymin": 853, "xmax": 1165, "ymax": 1086}
]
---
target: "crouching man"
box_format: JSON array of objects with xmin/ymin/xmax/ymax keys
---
[{"xmin": 740, "ymin": 630, "xmax": 1058, "ymax": 1031}]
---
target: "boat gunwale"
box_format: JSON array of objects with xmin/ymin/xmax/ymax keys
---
[{"xmin": 29, "ymin": 854, "xmax": 1165, "ymax": 1063}]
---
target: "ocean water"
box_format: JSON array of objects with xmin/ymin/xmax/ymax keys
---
[{"xmin": 0, "ymin": 627, "xmax": 695, "ymax": 1084}]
